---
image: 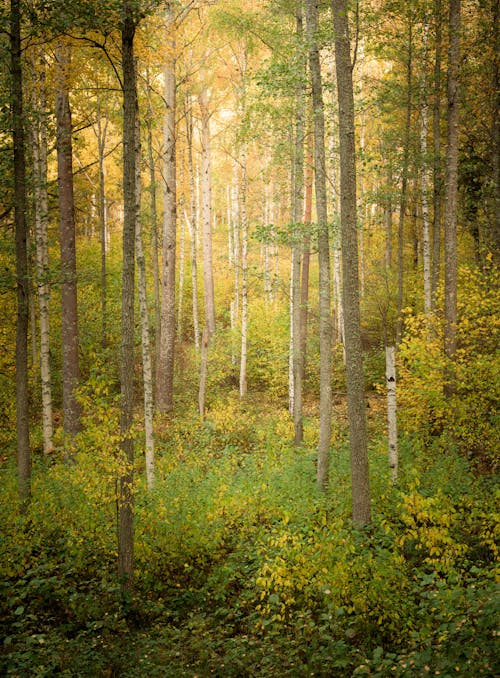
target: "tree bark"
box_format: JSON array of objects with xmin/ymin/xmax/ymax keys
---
[
  {"xmin": 186, "ymin": 98, "xmax": 200, "ymax": 349},
  {"xmin": 431, "ymin": 0, "xmax": 443, "ymax": 303},
  {"xmin": 239, "ymin": 149, "xmax": 248, "ymax": 399},
  {"xmin": 32, "ymin": 52, "xmax": 53, "ymax": 455},
  {"xmin": 199, "ymin": 88, "xmax": 216, "ymax": 337},
  {"xmin": 157, "ymin": 7, "xmax": 177, "ymax": 413},
  {"xmin": 385, "ymin": 345, "xmax": 398, "ymax": 483},
  {"xmin": 332, "ymin": 0, "xmax": 371, "ymax": 526},
  {"xmin": 443, "ymin": 0, "xmax": 461, "ymax": 393},
  {"xmin": 292, "ymin": 5, "xmax": 305, "ymax": 445},
  {"xmin": 118, "ymin": 1, "xmax": 138, "ymax": 595},
  {"xmin": 421, "ymin": 20, "xmax": 432, "ymax": 318},
  {"xmin": 11, "ymin": 0, "xmax": 30, "ymax": 509},
  {"xmin": 55, "ymin": 42, "xmax": 81, "ymax": 444},
  {"xmin": 135, "ymin": 120, "xmax": 155, "ymax": 491},
  {"xmin": 395, "ymin": 18, "xmax": 413, "ymax": 345},
  {"xmin": 306, "ymin": 0, "xmax": 332, "ymax": 491}
]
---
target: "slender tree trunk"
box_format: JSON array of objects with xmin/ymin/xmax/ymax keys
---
[
  {"xmin": 395, "ymin": 19, "xmax": 413, "ymax": 345},
  {"xmin": 306, "ymin": 0, "xmax": 332, "ymax": 490},
  {"xmin": 157, "ymin": 8, "xmax": 176, "ymax": 412},
  {"xmin": 135, "ymin": 120, "xmax": 155, "ymax": 491},
  {"xmin": 432, "ymin": 0, "xmax": 443, "ymax": 302},
  {"xmin": 199, "ymin": 88, "xmax": 216, "ymax": 337},
  {"xmin": 300, "ymin": 147, "xmax": 312, "ymax": 372},
  {"xmin": 118, "ymin": 2, "xmax": 138, "ymax": 594},
  {"xmin": 32, "ymin": 54, "xmax": 53, "ymax": 455},
  {"xmin": 177, "ymin": 215, "xmax": 185, "ymax": 338},
  {"xmin": 443, "ymin": 0, "xmax": 461, "ymax": 393},
  {"xmin": 11, "ymin": 0, "xmax": 30, "ymax": 508},
  {"xmin": 385, "ymin": 345, "xmax": 398, "ymax": 483},
  {"xmin": 231, "ymin": 176, "xmax": 240, "ymax": 365},
  {"xmin": 55, "ymin": 42, "xmax": 81, "ymax": 444},
  {"xmin": 421, "ymin": 20, "xmax": 432, "ymax": 318},
  {"xmin": 292, "ymin": 6, "xmax": 305, "ymax": 444},
  {"xmin": 239, "ymin": 150, "xmax": 248, "ymax": 399},
  {"xmin": 332, "ymin": 0, "xmax": 371, "ymax": 526},
  {"xmin": 385, "ymin": 164, "xmax": 393, "ymax": 269},
  {"xmin": 96, "ymin": 97, "xmax": 109, "ymax": 349},
  {"xmin": 186, "ymin": 99, "xmax": 200, "ymax": 349},
  {"xmin": 145, "ymin": 82, "xmax": 161, "ymax": 346},
  {"xmin": 491, "ymin": 0, "xmax": 500, "ymax": 261},
  {"xmin": 198, "ymin": 328, "xmax": 208, "ymax": 418}
]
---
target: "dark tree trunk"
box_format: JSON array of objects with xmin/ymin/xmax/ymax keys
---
[
  {"xmin": 55, "ymin": 43, "xmax": 81, "ymax": 444},
  {"xmin": 10, "ymin": 0, "xmax": 31, "ymax": 509},
  {"xmin": 118, "ymin": 2, "xmax": 138, "ymax": 595},
  {"xmin": 443, "ymin": 0, "xmax": 461, "ymax": 394},
  {"xmin": 432, "ymin": 0, "xmax": 443, "ymax": 302}
]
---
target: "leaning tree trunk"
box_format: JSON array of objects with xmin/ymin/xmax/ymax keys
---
[
  {"xmin": 443, "ymin": 0, "xmax": 461, "ymax": 395},
  {"xmin": 11, "ymin": 0, "xmax": 30, "ymax": 509},
  {"xmin": 118, "ymin": 0, "xmax": 138, "ymax": 595},
  {"xmin": 332, "ymin": 0, "xmax": 371, "ymax": 526},
  {"xmin": 55, "ymin": 42, "xmax": 81, "ymax": 445}
]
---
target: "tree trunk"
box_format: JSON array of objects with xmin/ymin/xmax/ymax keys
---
[
  {"xmin": 199, "ymin": 88, "xmax": 216, "ymax": 337},
  {"xmin": 239, "ymin": 150, "xmax": 248, "ymax": 399},
  {"xmin": 157, "ymin": 7, "xmax": 176, "ymax": 413},
  {"xmin": 384, "ymin": 165, "xmax": 393, "ymax": 270},
  {"xmin": 11, "ymin": 0, "xmax": 30, "ymax": 509},
  {"xmin": 145, "ymin": 77, "xmax": 161, "ymax": 348},
  {"xmin": 135, "ymin": 120, "xmax": 155, "ymax": 491},
  {"xmin": 55, "ymin": 42, "xmax": 81, "ymax": 444},
  {"xmin": 385, "ymin": 345, "xmax": 398, "ymax": 483},
  {"xmin": 186, "ymin": 98, "xmax": 200, "ymax": 349},
  {"xmin": 491, "ymin": 0, "xmax": 500, "ymax": 261},
  {"xmin": 432, "ymin": 0, "xmax": 443, "ymax": 303},
  {"xmin": 291, "ymin": 5, "xmax": 305, "ymax": 444},
  {"xmin": 306, "ymin": 0, "xmax": 332, "ymax": 491},
  {"xmin": 332, "ymin": 0, "xmax": 371, "ymax": 526},
  {"xmin": 443, "ymin": 0, "xmax": 461, "ymax": 393},
  {"xmin": 395, "ymin": 18, "xmax": 413, "ymax": 346},
  {"xmin": 96, "ymin": 96, "xmax": 109, "ymax": 349},
  {"xmin": 32, "ymin": 53, "xmax": 53, "ymax": 455},
  {"xmin": 198, "ymin": 328, "xmax": 208, "ymax": 418},
  {"xmin": 118, "ymin": 2, "xmax": 138, "ymax": 595},
  {"xmin": 421, "ymin": 20, "xmax": 432, "ymax": 318}
]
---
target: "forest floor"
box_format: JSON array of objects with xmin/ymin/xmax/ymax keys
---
[{"xmin": 0, "ymin": 392, "xmax": 498, "ymax": 677}]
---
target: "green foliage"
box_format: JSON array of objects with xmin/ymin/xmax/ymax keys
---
[
  {"xmin": 1, "ymin": 392, "xmax": 498, "ymax": 676},
  {"xmin": 398, "ymin": 264, "xmax": 500, "ymax": 471}
]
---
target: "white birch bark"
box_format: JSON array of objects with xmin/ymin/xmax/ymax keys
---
[
  {"xmin": 199, "ymin": 88, "xmax": 216, "ymax": 337},
  {"xmin": 135, "ymin": 119, "xmax": 155, "ymax": 490},
  {"xmin": 32, "ymin": 56, "xmax": 53, "ymax": 454},
  {"xmin": 385, "ymin": 345, "xmax": 398, "ymax": 483},
  {"xmin": 239, "ymin": 150, "xmax": 248, "ymax": 399}
]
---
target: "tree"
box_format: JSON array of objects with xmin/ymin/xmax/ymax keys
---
[
  {"xmin": 332, "ymin": 0, "xmax": 371, "ymax": 525},
  {"xmin": 118, "ymin": 0, "xmax": 139, "ymax": 594},
  {"xmin": 10, "ymin": 0, "xmax": 30, "ymax": 508},
  {"xmin": 157, "ymin": 4, "xmax": 177, "ymax": 413},
  {"xmin": 55, "ymin": 41, "xmax": 81, "ymax": 443},
  {"xmin": 306, "ymin": 0, "xmax": 332, "ymax": 490},
  {"xmin": 443, "ymin": 0, "xmax": 460, "ymax": 395}
]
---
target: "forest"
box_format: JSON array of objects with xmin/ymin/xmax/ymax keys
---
[{"xmin": 0, "ymin": 0, "xmax": 499, "ymax": 675}]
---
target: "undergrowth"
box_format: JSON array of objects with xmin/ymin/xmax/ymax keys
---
[{"xmin": 1, "ymin": 397, "xmax": 498, "ymax": 677}]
